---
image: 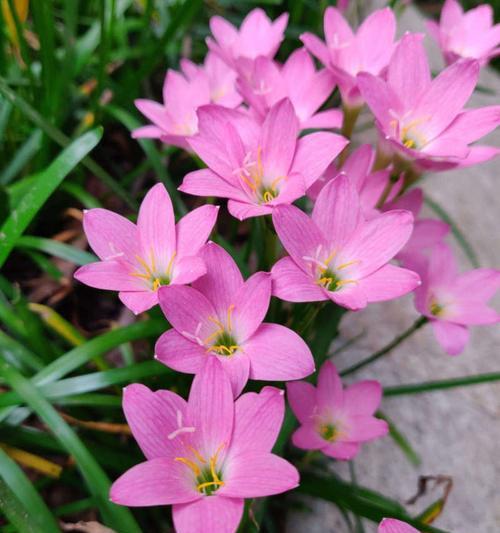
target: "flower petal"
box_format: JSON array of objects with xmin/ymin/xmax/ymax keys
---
[
  {"xmin": 292, "ymin": 423, "xmax": 325, "ymax": 450},
  {"xmin": 358, "ymin": 264, "xmax": 421, "ymax": 303},
  {"xmin": 122, "ymin": 384, "xmax": 187, "ymax": 459},
  {"xmin": 343, "ymin": 381, "xmax": 382, "ymax": 416},
  {"xmin": 431, "ymin": 320, "xmax": 470, "ymax": 355},
  {"xmin": 220, "ymin": 452, "xmax": 299, "ymax": 497},
  {"xmin": 173, "ymin": 496, "xmax": 244, "ymax": 533},
  {"xmin": 110, "ymin": 458, "xmax": 199, "ymax": 506},
  {"xmin": 176, "ymin": 205, "xmax": 220, "ymax": 258},
  {"xmin": 287, "ymin": 381, "xmax": 317, "ymax": 424},
  {"xmin": 155, "ymin": 329, "xmax": 206, "ymax": 374},
  {"xmin": 322, "ymin": 441, "xmax": 360, "ymax": 460},
  {"xmin": 74, "ymin": 261, "xmax": 141, "ymax": 291},
  {"xmin": 378, "ymin": 518, "xmax": 419, "ymax": 533},
  {"xmin": 300, "ymin": 32, "xmax": 331, "ymax": 67},
  {"xmin": 441, "ymin": 106, "xmax": 500, "ymax": 145},
  {"xmin": 317, "ymin": 361, "xmax": 343, "ymax": 411},
  {"xmin": 245, "ymin": 323, "xmax": 315, "ymax": 382},
  {"xmin": 345, "ymin": 415, "xmax": 388, "ymax": 442},
  {"xmin": 171, "ymin": 256, "xmax": 207, "ymax": 285},
  {"xmin": 227, "ymin": 200, "xmax": 273, "ymax": 221},
  {"xmin": 119, "ymin": 291, "xmax": 159, "ymax": 315},
  {"xmin": 179, "ymin": 169, "xmax": 248, "ymax": 201},
  {"xmin": 357, "ymin": 8, "xmax": 396, "ymax": 72},
  {"xmin": 217, "ymin": 352, "xmax": 250, "ymax": 397}
]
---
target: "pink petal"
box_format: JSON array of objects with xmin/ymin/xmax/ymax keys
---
[
  {"xmin": 342, "ymin": 144, "xmax": 375, "ymax": 191},
  {"xmin": 261, "ymin": 98, "xmax": 299, "ymax": 179},
  {"xmin": 378, "ymin": 518, "xmax": 419, "ymax": 533},
  {"xmin": 300, "ymin": 32, "xmax": 331, "ymax": 67},
  {"xmin": 441, "ymin": 106, "xmax": 500, "ymax": 144},
  {"xmin": 342, "ymin": 210, "xmax": 414, "ymax": 278},
  {"xmin": 271, "ymin": 257, "xmax": 328, "ymax": 303},
  {"xmin": 312, "ymin": 174, "xmax": 362, "ymax": 250},
  {"xmin": 220, "ymin": 452, "xmax": 299, "ymax": 497},
  {"xmin": 192, "ymin": 242, "xmax": 244, "ymax": 317},
  {"xmin": 329, "ymin": 284, "xmax": 368, "ymax": 310},
  {"xmin": 292, "ymin": 423, "xmax": 325, "ymax": 450},
  {"xmin": 227, "ymin": 200, "xmax": 273, "ymax": 220},
  {"xmin": 82, "ymin": 208, "xmax": 138, "ymax": 261},
  {"xmin": 358, "ymin": 264, "xmax": 421, "ymax": 303},
  {"xmin": 179, "ymin": 169, "xmax": 248, "ymax": 201},
  {"xmin": 158, "ymin": 285, "xmax": 217, "ymax": 343},
  {"xmin": 171, "ymin": 256, "xmax": 207, "ymax": 285},
  {"xmin": 413, "ymin": 59, "xmax": 479, "ymax": 140},
  {"xmin": 357, "ymin": 8, "xmax": 396, "ymax": 73},
  {"xmin": 122, "ymin": 384, "xmax": 187, "ymax": 459},
  {"xmin": 343, "ymin": 381, "xmax": 383, "ymax": 416},
  {"xmin": 389, "ymin": 188, "xmax": 423, "ymax": 217},
  {"xmin": 427, "ymin": 242, "xmax": 458, "ymax": 286},
  {"xmin": 188, "ymin": 357, "xmax": 234, "ymax": 452},
  {"xmin": 209, "ymin": 16, "xmax": 238, "ymax": 51},
  {"xmin": 447, "ymin": 302, "xmax": 499, "ymax": 325},
  {"xmin": 137, "ymin": 184, "xmax": 176, "ymax": 270},
  {"xmin": 272, "ymin": 204, "xmax": 327, "ymax": 271},
  {"xmin": 292, "ymin": 132, "xmax": 348, "ymax": 187},
  {"xmin": 155, "ymin": 329, "xmax": 205, "ymax": 374},
  {"xmin": 387, "ymin": 33, "xmax": 431, "ymax": 108},
  {"xmin": 441, "ymin": 0, "xmax": 463, "ymax": 28},
  {"xmin": 245, "ymin": 323, "xmax": 315, "ymax": 381},
  {"xmin": 345, "ymin": 415, "xmax": 388, "ymax": 442},
  {"xmin": 301, "ymin": 109, "xmax": 343, "ymax": 130},
  {"xmin": 231, "ymin": 386, "xmax": 285, "ymax": 454},
  {"xmin": 402, "ymin": 219, "xmax": 450, "ymax": 253},
  {"xmin": 420, "ymin": 136, "xmax": 469, "ymax": 159},
  {"xmin": 456, "ymin": 145, "xmax": 500, "ymax": 167},
  {"xmin": 74, "ymin": 261, "xmax": 141, "ymax": 291},
  {"xmin": 119, "ymin": 291, "xmax": 159, "ymax": 315},
  {"xmin": 173, "ymin": 496, "xmax": 244, "ymax": 533},
  {"xmin": 453, "ymin": 268, "xmax": 500, "ymax": 301},
  {"xmin": 317, "ymin": 361, "xmax": 343, "ymax": 411},
  {"xmin": 176, "ymin": 205, "xmax": 220, "ymax": 258},
  {"xmin": 431, "ymin": 320, "xmax": 470, "ymax": 355},
  {"xmin": 218, "ymin": 352, "xmax": 251, "ymax": 397},
  {"xmin": 110, "ymin": 458, "xmax": 199, "ymax": 506},
  {"xmin": 324, "ymin": 7, "xmax": 354, "ymax": 45},
  {"xmin": 232, "ymin": 272, "xmax": 271, "ymax": 341},
  {"xmin": 132, "ymin": 125, "xmax": 164, "ymax": 139},
  {"xmin": 287, "ymin": 381, "xmax": 317, "ymax": 424},
  {"xmin": 135, "ymin": 99, "xmax": 170, "ymax": 131},
  {"xmin": 322, "ymin": 441, "xmax": 360, "ymax": 460}
]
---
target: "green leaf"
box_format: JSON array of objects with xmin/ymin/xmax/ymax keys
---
[
  {"xmin": 0, "ymin": 129, "xmax": 42, "ymax": 185},
  {"xmin": 0, "ymin": 128, "xmax": 102, "ymax": 269},
  {"xmin": 378, "ymin": 411, "xmax": 421, "ymax": 467},
  {"xmin": 16, "ymin": 235, "xmax": 97, "ymax": 265},
  {"xmin": 0, "ymin": 360, "xmax": 141, "ymax": 533},
  {"xmin": 0, "ymin": 446, "xmax": 60, "ymax": 532}
]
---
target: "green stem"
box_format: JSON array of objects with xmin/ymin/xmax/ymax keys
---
[
  {"xmin": 338, "ymin": 104, "xmax": 361, "ymax": 166},
  {"xmin": 384, "ymin": 371, "xmax": 500, "ymax": 396},
  {"xmin": 340, "ymin": 316, "xmax": 427, "ymax": 376},
  {"xmin": 375, "ymin": 171, "xmax": 399, "ymax": 209}
]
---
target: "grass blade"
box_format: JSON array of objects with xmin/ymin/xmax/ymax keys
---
[
  {"xmin": 16, "ymin": 235, "xmax": 97, "ymax": 265},
  {"xmin": 0, "ymin": 128, "xmax": 102, "ymax": 268}
]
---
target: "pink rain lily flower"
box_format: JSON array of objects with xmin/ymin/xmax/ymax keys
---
[
  {"xmin": 379, "ymin": 518, "xmax": 419, "ymax": 533},
  {"xmin": 301, "ymin": 7, "xmax": 396, "ymax": 108},
  {"xmin": 180, "ymin": 98, "xmax": 348, "ymax": 220},
  {"xmin": 180, "ymin": 52, "xmax": 242, "ymax": 109},
  {"xmin": 133, "ymin": 68, "xmax": 211, "ymax": 150},
  {"xmin": 207, "ymin": 8, "xmax": 288, "ymax": 77},
  {"xmin": 110, "ymin": 357, "xmax": 299, "ymax": 533},
  {"xmin": 74, "ymin": 184, "xmax": 218, "ymax": 315},
  {"xmin": 410, "ymin": 242, "xmax": 500, "ymax": 355},
  {"xmin": 287, "ymin": 361, "xmax": 388, "ymax": 460},
  {"xmin": 358, "ymin": 33, "xmax": 500, "ymax": 171},
  {"xmin": 271, "ymin": 174, "xmax": 420, "ymax": 311},
  {"xmin": 426, "ymin": 0, "xmax": 500, "ymax": 66},
  {"xmin": 237, "ymin": 48, "xmax": 342, "ymax": 130},
  {"xmin": 155, "ymin": 242, "xmax": 314, "ymax": 395}
]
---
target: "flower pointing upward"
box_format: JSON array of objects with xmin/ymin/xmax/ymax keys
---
[
  {"xmin": 74, "ymin": 183, "xmax": 218, "ymax": 315},
  {"xmin": 110, "ymin": 357, "xmax": 298, "ymax": 533}
]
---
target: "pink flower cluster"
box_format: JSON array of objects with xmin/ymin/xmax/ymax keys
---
[{"xmin": 74, "ymin": 5, "xmax": 500, "ymax": 532}]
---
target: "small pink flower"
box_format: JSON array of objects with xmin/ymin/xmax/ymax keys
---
[
  {"xmin": 207, "ymin": 8, "xmax": 288, "ymax": 77},
  {"xmin": 74, "ymin": 184, "xmax": 218, "ymax": 315},
  {"xmin": 237, "ymin": 48, "xmax": 342, "ymax": 130},
  {"xmin": 358, "ymin": 33, "xmax": 500, "ymax": 171},
  {"xmin": 180, "ymin": 52, "xmax": 242, "ymax": 109},
  {"xmin": 287, "ymin": 361, "xmax": 388, "ymax": 460},
  {"xmin": 301, "ymin": 7, "xmax": 396, "ymax": 108},
  {"xmin": 409, "ymin": 242, "xmax": 500, "ymax": 355},
  {"xmin": 155, "ymin": 242, "xmax": 314, "ymax": 395},
  {"xmin": 180, "ymin": 98, "xmax": 348, "ymax": 220},
  {"xmin": 379, "ymin": 518, "xmax": 419, "ymax": 533},
  {"xmin": 110, "ymin": 357, "xmax": 299, "ymax": 533},
  {"xmin": 427, "ymin": 0, "xmax": 500, "ymax": 66},
  {"xmin": 271, "ymin": 174, "xmax": 420, "ymax": 310}
]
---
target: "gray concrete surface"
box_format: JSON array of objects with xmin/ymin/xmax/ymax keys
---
[{"xmin": 287, "ymin": 5, "xmax": 500, "ymax": 532}]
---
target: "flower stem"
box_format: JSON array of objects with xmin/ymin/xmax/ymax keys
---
[
  {"xmin": 375, "ymin": 171, "xmax": 400, "ymax": 209},
  {"xmin": 340, "ymin": 316, "xmax": 428, "ymax": 376},
  {"xmin": 338, "ymin": 104, "xmax": 361, "ymax": 167}
]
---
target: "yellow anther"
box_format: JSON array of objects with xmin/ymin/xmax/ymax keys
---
[
  {"xmin": 335, "ymin": 279, "xmax": 358, "ymax": 287},
  {"xmin": 227, "ymin": 304, "xmax": 235, "ymax": 332},
  {"xmin": 187, "ymin": 446, "xmax": 207, "ymax": 464},
  {"xmin": 152, "ymin": 278, "xmax": 161, "ymax": 291},
  {"xmin": 197, "ymin": 480, "xmax": 224, "ymax": 491},
  {"xmin": 209, "ymin": 345, "xmax": 239, "ymax": 355},
  {"xmin": 150, "ymin": 249, "xmax": 157, "ymax": 274},
  {"xmin": 174, "ymin": 457, "xmax": 201, "ymax": 477},
  {"xmin": 336, "ymin": 260, "xmax": 360, "ymax": 270},
  {"xmin": 166, "ymin": 251, "xmax": 177, "ymax": 276},
  {"xmin": 130, "ymin": 272, "xmax": 151, "ymax": 280},
  {"xmin": 135, "ymin": 255, "xmax": 153, "ymax": 277},
  {"xmin": 317, "ymin": 276, "xmax": 334, "ymax": 287},
  {"xmin": 322, "ymin": 249, "xmax": 338, "ymax": 268},
  {"xmin": 263, "ymin": 191, "xmax": 275, "ymax": 203},
  {"xmin": 270, "ymin": 175, "xmax": 286, "ymax": 190},
  {"xmin": 203, "ymin": 329, "xmax": 224, "ymax": 345},
  {"xmin": 403, "ymin": 138, "xmax": 415, "ymax": 149},
  {"xmin": 239, "ymin": 173, "xmax": 257, "ymax": 192}
]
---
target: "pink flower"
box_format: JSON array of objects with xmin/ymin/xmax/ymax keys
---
[
  {"xmin": 271, "ymin": 174, "xmax": 420, "ymax": 310},
  {"xmin": 133, "ymin": 68, "xmax": 211, "ymax": 150},
  {"xmin": 155, "ymin": 242, "xmax": 314, "ymax": 395},
  {"xmin": 358, "ymin": 33, "xmax": 500, "ymax": 171},
  {"xmin": 110, "ymin": 357, "xmax": 299, "ymax": 533},
  {"xmin": 287, "ymin": 361, "xmax": 388, "ymax": 460},
  {"xmin": 207, "ymin": 8, "xmax": 288, "ymax": 77},
  {"xmin": 74, "ymin": 184, "xmax": 218, "ymax": 315},
  {"xmin": 426, "ymin": 0, "xmax": 500, "ymax": 66},
  {"xmin": 379, "ymin": 518, "xmax": 419, "ymax": 533},
  {"xmin": 410, "ymin": 242, "xmax": 500, "ymax": 355},
  {"xmin": 180, "ymin": 52, "xmax": 242, "ymax": 109},
  {"xmin": 237, "ymin": 48, "xmax": 342, "ymax": 130},
  {"xmin": 180, "ymin": 98, "xmax": 348, "ymax": 220},
  {"xmin": 301, "ymin": 7, "xmax": 396, "ymax": 108}
]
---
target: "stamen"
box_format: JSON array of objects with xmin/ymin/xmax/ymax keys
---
[
  {"xmin": 188, "ymin": 446, "xmax": 207, "ymax": 464},
  {"xmin": 336, "ymin": 260, "xmax": 360, "ymax": 270},
  {"xmin": 227, "ymin": 304, "xmax": 235, "ymax": 332},
  {"xmin": 263, "ymin": 191, "xmax": 275, "ymax": 203},
  {"xmin": 197, "ymin": 480, "xmax": 224, "ymax": 491},
  {"xmin": 152, "ymin": 278, "xmax": 161, "ymax": 291},
  {"xmin": 335, "ymin": 279, "xmax": 358, "ymax": 287},
  {"xmin": 135, "ymin": 255, "xmax": 153, "ymax": 277},
  {"xmin": 150, "ymin": 249, "xmax": 157, "ymax": 275},
  {"xmin": 166, "ymin": 251, "xmax": 177, "ymax": 276},
  {"xmin": 175, "ymin": 457, "xmax": 201, "ymax": 477}
]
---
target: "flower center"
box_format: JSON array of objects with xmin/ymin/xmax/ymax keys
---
[
  {"xmin": 204, "ymin": 305, "xmax": 240, "ymax": 356},
  {"xmin": 430, "ymin": 300, "xmax": 445, "ymax": 317},
  {"xmin": 131, "ymin": 251, "xmax": 177, "ymax": 291},
  {"xmin": 175, "ymin": 444, "xmax": 225, "ymax": 495},
  {"xmin": 319, "ymin": 423, "xmax": 338, "ymax": 442},
  {"xmin": 304, "ymin": 247, "xmax": 359, "ymax": 292}
]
